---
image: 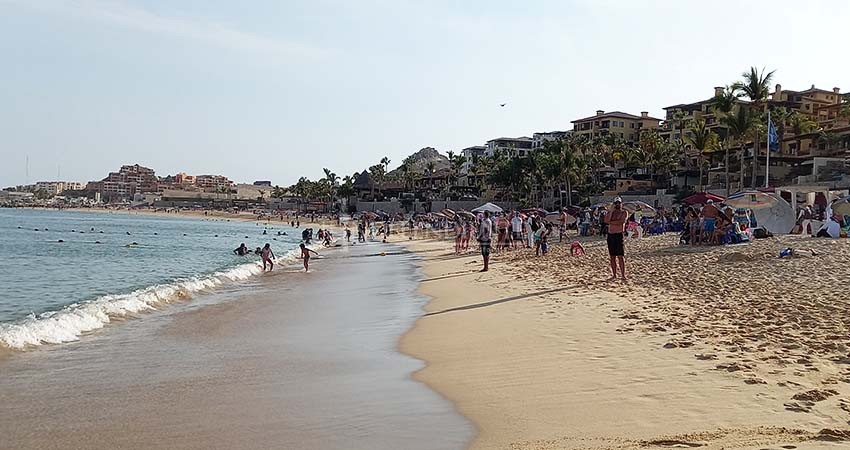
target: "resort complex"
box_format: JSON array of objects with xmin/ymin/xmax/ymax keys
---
[{"xmin": 3, "ymin": 67, "xmax": 849, "ymax": 215}]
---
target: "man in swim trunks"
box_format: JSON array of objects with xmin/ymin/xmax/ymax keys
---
[
  {"xmin": 604, "ymin": 197, "xmax": 628, "ymax": 280},
  {"xmin": 701, "ymin": 199, "xmax": 720, "ymax": 244},
  {"xmin": 300, "ymin": 243, "xmax": 319, "ymax": 272}
]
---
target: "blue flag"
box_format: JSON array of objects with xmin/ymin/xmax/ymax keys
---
[{"xmin": 768, "ymin": 118, "xmax": 780, "ymax": 152}]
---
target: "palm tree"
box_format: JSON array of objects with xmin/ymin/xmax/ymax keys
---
[
  {"xmin": 788, "ymin": 111, "xmax": 818, "ymax": 156},
  {"xmin": 733, "ymin": 67, "xmax": 775, "ymax": 187},
  {"xmin": 322, "ymin": 168, "xmax": 338, "ymax": 207},
  {"xmin": 817, "ymin": 131, "xmax": 841, "ymax": 156},
  {"xmin": 721, "ymin": 106, "xmax": 755, "ymax": 195},
  {"xmin": 686, "ymin": 119, "xmax": 719, "ymax": 191},
  {"xmin": 557, "ymin": 137, "xmax": 582, "ymax": 207},
  {"xmin": 380, "ymin": 156, "xmax": 391, "ymax": 174},
  {"xmin": 425, "ymin": 161, "xmax": 436, "ymax": 191},
  {"xmin": 668, "ymin": 110, "xmax": 692, "ymax": 146},
  {"xmin": 710, "ymin": 85, "xmax": 740, "ymax": 116},
  {"xmin": 368, "ymin": 164, "xmax": 385, "ymax": 201},
  {"xmin": 769, "ymin": 106, "xmax": 790, "ymax": 152},
  {"xmin": 840, "ymin": 94, "xmax": 850, "ymax": 120}
]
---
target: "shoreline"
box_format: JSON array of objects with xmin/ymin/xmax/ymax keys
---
[
  {"xmin": 0, "ymin": 240, "xmax": 472, "ymax": 449},
  {"xmin": 397, "ymin": 235, "xmax": 850, "ymax": 449}
]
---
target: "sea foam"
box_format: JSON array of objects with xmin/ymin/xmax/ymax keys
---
[{"xmin": 0, "ymin": 247, "xmax": 305, "ymax": 350}]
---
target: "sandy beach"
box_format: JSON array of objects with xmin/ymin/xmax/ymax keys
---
[{"xmin": 399, "ymin": 233, "xmax": 850, "ymax": 449}]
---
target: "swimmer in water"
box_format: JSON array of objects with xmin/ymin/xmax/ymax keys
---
[
  {"xmin": 300, "ymin": 243, "xmax": 319, "ymax": 272},
  {"xmin": 233, "ymin": 243, "xmax": 250, "ymax": 256},
  {"xmin": 261, "ymin": 243, "xmax": 275, "ymax": 271}
]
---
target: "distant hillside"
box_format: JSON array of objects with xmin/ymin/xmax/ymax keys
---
[{"xmin": 388, "ymin": 147, "xmax": 450, "ymax": 177}]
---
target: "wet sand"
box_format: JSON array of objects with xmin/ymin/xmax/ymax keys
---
[
  {"xmin": 0, "ymin": 242, "xmax": 472, "ymax": 450},
  {"xmin": 399, "ymin": 236, "xmax": 850, "ymax": 449}
]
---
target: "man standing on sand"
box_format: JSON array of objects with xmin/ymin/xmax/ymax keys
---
[
  {"xmin": 604, "ymin": 197, "xmax": 628, "ymax": 280},
  {"xmin": 510, "ymin": 212, "xmax": 523, "ymax": 249},
  {"xmin": 701, "ymin": 199, "xmax": 720, "ymax": 244},
  {"xmin": 478, "ymin": 211, "xmax": 493, "ymax": 272}
]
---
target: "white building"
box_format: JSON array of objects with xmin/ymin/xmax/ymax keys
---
[
  {"xmin": 460, "ymin": 145, "xmax": 487, "ymax": 174},
  {"xmin": 532, "ymin": 131, "xmax": 570, "ymax": 149},
  {"xmin": 34, "ymin": 181, "xmax": 85, "ymax": 196},
  {"xmin": 485, "ymin": 136, "xmax": 534, "ymax": 158}
]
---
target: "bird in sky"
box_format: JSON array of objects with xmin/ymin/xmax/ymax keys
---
[{"xmin": 499, "ymin": 103, "xmax": 507, "ymax": 107}]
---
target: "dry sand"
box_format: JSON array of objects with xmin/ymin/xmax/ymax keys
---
[{"xmin": 399, "ymin": 233, "xmax": 850, "ymax": 449}]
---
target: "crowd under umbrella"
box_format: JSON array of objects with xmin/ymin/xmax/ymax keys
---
[{"xmin": 725, "ymin": 191, "xmax": 795, "ymax": 234}]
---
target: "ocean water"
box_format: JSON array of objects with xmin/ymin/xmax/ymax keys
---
[{"xmin": 0, "ymin": 209, "xmax": 301, "ymax": 349}]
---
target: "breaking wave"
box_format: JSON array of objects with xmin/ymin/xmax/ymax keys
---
[{"xmin": 0, "ymin": 247, "xmax": 305, "ymax": 350}]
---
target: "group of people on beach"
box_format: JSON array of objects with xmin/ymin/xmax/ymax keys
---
[
  {"xmin": 234, "ymin": 224, "xmax": 324, "ymax": 273},
  {"xmin": 453, "ymin": 211, "xmax": 562, "ymax": 258}
]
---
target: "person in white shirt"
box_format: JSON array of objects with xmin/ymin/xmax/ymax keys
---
[
  {"xmin": 510, "ymin": 213, "xmax": 523, "ymax": 249},
  {"xmin": 478, "ymin": 211, "xmax": 493, "ymax": 272}
]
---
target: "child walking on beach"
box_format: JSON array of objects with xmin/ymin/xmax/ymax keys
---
[{"xmin": 300, "ymin": 243, "xmax": 319, "ymax": 272}]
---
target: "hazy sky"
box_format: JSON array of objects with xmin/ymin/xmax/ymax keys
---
[{"xmin": 2, "ymin": 0, "xmax": 848, "ymax": 187}]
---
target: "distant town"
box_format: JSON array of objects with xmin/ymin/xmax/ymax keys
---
[{"xmin": 4, "ymin": 67, "xmax": 849, "ymax": 214}]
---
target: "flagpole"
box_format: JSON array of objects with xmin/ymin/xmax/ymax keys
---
[{"xmin": 764, "ymin": 111, "xmax": 771, "ymax": 188}]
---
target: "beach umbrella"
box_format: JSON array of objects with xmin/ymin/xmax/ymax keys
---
[
  {"xmin": 522, "ymin": 207, "xmax": 547, "ymax": 216},
  {"xmin": 681, "ymin": 192, "xmax": 725, "ymax": 206},
  {"xmin": 471, "ymin": 202, "xmax": 503, "ymax": 213},
  {"xmin": 440, "ymin": 208, "xmax": 456, "ymax": 219},
  {"xmin": 725, "ymin": 191, "xmax": 795, "ymax": 234},
  {"xmin": 456, "ymin": 210, "xmax": 476, "ymax": 220},
  {"xmin": 622, "ymin": 201, "xmax": 657, "ymax": 216},
  {"xmin": 830, "ymin": 196, "xmax": 850, "ymax": 218},
  {"xmin": 545, "ymin": 211, "xmax": 576, "ymax": 225}
]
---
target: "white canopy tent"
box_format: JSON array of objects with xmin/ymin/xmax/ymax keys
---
[{"xmin": 471, "ymin": 202, "xmax": 504, "ymax": 213}]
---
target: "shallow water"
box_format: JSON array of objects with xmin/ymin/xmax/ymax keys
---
[
  {"xmin": 0, "ymin": 240, "xmax": 474, "ymax": 450},
  {"xmin": 0, "ymin": 209, "xmax": 299, "ymax": 348}
]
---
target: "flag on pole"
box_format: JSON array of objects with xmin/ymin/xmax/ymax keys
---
[{"xmin": 767, "ymin": 117, "xmax": 780, "ymax": 152}]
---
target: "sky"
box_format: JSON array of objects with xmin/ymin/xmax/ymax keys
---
[{"xmin": 1, "ymin": 0, "xmax": 848, "ymax": 187}]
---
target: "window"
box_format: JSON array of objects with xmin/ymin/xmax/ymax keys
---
[{"xmin": 630, "ymin": 123, "xmax": 635, "ymax": 129}]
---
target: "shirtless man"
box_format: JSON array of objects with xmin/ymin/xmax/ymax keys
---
[
  {"xmin": 603, "ymin": 197, "xmax": 629, "ymax": 280},
  {"xmin": 701, "ymin": 199, "xmax": 720, "ymax": 244},
  {"xmin": 300, "ymin": 243, "xmax": 319, "ymax": 272}
]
